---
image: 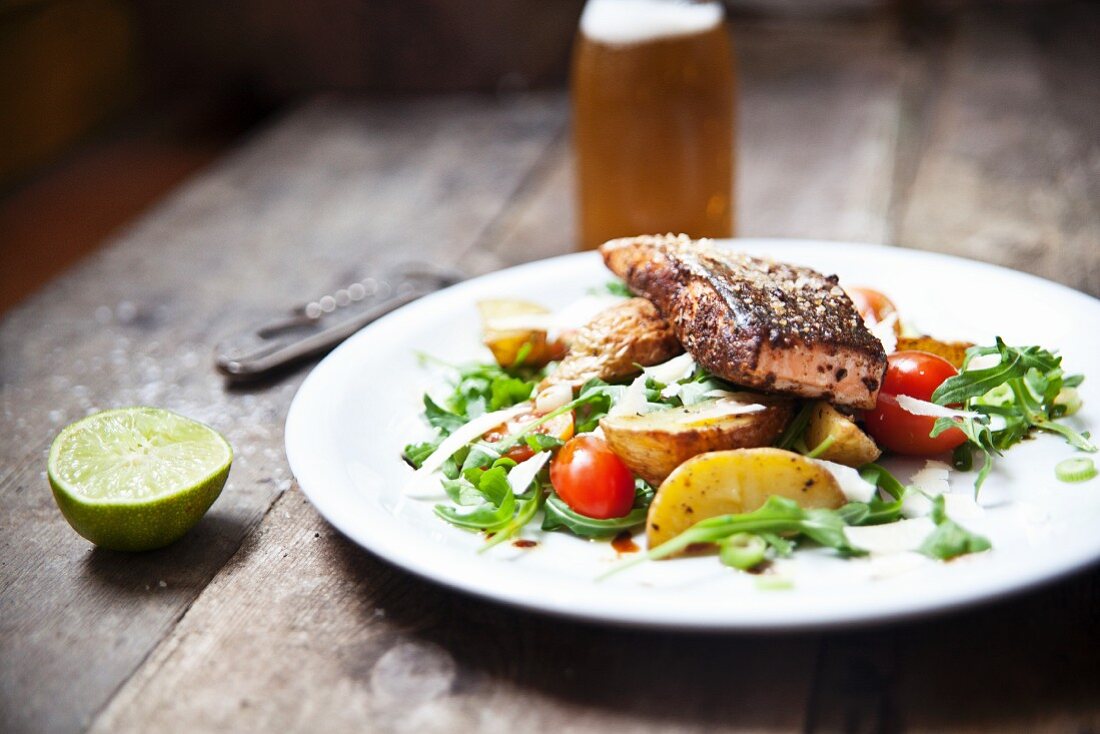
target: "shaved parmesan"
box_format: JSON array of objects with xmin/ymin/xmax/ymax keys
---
[
  {"xmin": 701, "ymin": 389, "xmax": 766, "ymax": 402},
  {"xmin": 681, "ymin": 398, "xmax": 765, "ymax": 424},
  {"xmin": 903, "ymin": 459, "xmax": 951, "ymax": 518},
  {"xmin": 902, "ymin": 493, "xmax": 933, "ymax": 518},
  {"xmin": 405, "ymin": 403, "xmax": 531, "ymax": 495},
  {"xmin": 895, "ymin": 394, "xmax": 982, "ymax": 420},
  {"xmin": 910, "ymin": 460, "xmax": 951, "ymax": 495},
  {"xmin": 845, "ymin": 518, "xmax": 936, "ymax": 554},
  {"xmin": 814, "ymin": 459, "xmax": 877, "ymax": 503},
  {"xmin": 609, "ymin": 375, "xmax": 649, "ymax": 417},
  {"xmin": 507, "ymin": 451, "xmax": 550, "ymax": 496},
  {"xmin": 659, "ymin": 382, "xmax": 683, "ymax": 400},
  {"xmin": 643, "ymin": 353, "xmax": 696, "ymax": 385},
  {"xmin": 867, "ymin": 312, "xmax": 898, "ymax": 354}
]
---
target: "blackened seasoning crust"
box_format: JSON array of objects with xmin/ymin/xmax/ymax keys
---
[{"xmin": 600, "ymin": 234, "xmax": 887, "ymax": 409}]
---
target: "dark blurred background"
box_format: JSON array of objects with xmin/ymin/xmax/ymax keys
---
[{"xmin": 0, "ymin": 0, "xmax": 1086, "ymax": 314}]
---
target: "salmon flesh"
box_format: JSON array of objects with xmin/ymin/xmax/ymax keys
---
[{"xmin": 601, "ymin": 234, "xmax": 887, "ymax": 409}]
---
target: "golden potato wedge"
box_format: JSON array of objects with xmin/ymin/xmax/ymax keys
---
[
  {"xmin": 600, "ymin": 397, "xmax": 793, "ymax": 487},
  {"xmin": 895, "ymin": 336, "xmax": 973, "ymax": 368},
  {"xmin": 477, "ymin": 299, "xmax": 564, "ymax": 368},
  {"xmin": 803, "ymin": 401, "xmax": 881, "ymax": 467},
  {"xmin": 646, "ymin": 448, "xmax": 846, "ymax": 550}
]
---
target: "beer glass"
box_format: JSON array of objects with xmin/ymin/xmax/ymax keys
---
[{"xmin": 572, "ymin": 0, "xmax": 735, "ymax": 250}]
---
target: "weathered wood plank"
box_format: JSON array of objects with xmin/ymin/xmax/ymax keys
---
[
  {"xmin": 734, "ymin": 17, "xmax": 903, "ymax": 244},
  {"xmin": 893, "ymin": 3, "xmax": 1100, "ymax": 297},
  {"xmin": 0, "ymin": 93, "xmax": 567, "ymax": 734},
  {"xmin": 802, "ymin": 566, "xmax": 1100, "ymax": 734},
  {"xmin": 803, "ymin": 629, "xmax": 901, "ymax": 734},
  {"xmin": 894, "ymin": 567, "xmax": 1100, "ymax": 734},
  {"xmin": 467, "ymin": 128, "xmax": 575, "ymax": 268}
]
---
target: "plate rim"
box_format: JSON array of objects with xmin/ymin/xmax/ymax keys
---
[{"xmin": 285, "ymin": 238, "xmax": 1100, "ymax": 631}]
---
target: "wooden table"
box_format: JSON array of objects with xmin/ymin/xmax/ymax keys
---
[{"xmin": 3, "ymin": 8, "xmax": 1099, "ymax": 733}]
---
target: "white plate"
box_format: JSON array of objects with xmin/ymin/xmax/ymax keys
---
[{"xmin": 285, "ymin": 239, "xmax": 1100, "ymax": 630}]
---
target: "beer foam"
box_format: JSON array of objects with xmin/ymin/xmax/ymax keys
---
[{"xmin": 580, "ymin": 0, "xmax": 723, "ymax": 45}]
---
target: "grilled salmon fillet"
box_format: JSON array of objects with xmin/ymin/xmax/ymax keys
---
[
  {"xmin": 600, "ymin": 234, "xmax": 887, "ymax": 409},
  {"xmin": 541, "ymin": 297, "xmax": 682, "ymax": 389}
]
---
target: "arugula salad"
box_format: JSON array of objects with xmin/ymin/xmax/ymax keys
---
[{"xmin": 401, "ymin": 280, "xmax": 1095, "ymax": 581}]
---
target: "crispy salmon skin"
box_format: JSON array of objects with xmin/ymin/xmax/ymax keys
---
[{"xmin": 600, "ymin": 234, "xmax": 887, "ymax": 409}]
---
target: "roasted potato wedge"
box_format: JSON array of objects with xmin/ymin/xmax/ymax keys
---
[
  {"xmin": 477, "ymin": 299, "xmax": 564, "ymax": 368},
  {"xmin": 895, "ymin": 336, "xmax": 973, "ymax": 368},
  {"xmin": 646, "ymin": 448, "xmax": 846, "ymax": 550},
  {"xmin": 540, "ymin": 297, "xmax": 681, "ymax": 389},
  {"xmin": 600, "ymin": 397, "xmax": 793, "ymax": 487},
  {"xmin": 803, "ymin": 401, "xmax": 881, "ymax": 467}
]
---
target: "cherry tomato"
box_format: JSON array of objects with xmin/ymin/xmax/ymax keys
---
[
  {"xmin": 550, "ymin": 435, "xmax": 635, "ymax": 519},
  {"xmin": 485, "ymin": 410, "xmax": 574, "ymax": 463},
  {"xmin": 846, "ymin": 287, "xmax": 900, "ymax": 332},
  {"xmin": 865, "ymin": 351, "xmax": 968, "ymax": 456}
]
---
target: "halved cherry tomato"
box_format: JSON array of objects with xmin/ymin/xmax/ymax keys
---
[
  {"xmin": 550, "ymin": 435, "xmax": 635, "ymax": 519},
  {"xmin": 846, "ymin": 287, "xmax": 900, "ymax": 334},
  {"xmin": 865, "ymin": 351, "xmax": 968, "ymax": 456},
  {"xmin": 484, "ymin": 410, "xmax": 574, "ymax": 463}
]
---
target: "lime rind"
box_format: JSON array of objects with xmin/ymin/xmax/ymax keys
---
[{"xmin": 48, "ymin": 407, "xmax": 233, "ymax": 551}]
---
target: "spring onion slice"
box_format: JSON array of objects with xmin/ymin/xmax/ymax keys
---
[
  {"xmin": 755, "ymin": 575, "xmax": 794, "ymax": 591},
  {"xmin": 1055, "ymin": 387, "xmax": 1083, "ymax": 417},
  {"xmin": 718, "ymin": 533, "xmax": 767, "ymax": 570},
  {"xmin": 1055, "ymin": 457, "xmax": 1097, "ymax": 483},
  {"xmin": 804, "ymin": 434, "xmax": 836, "ymax": 459}
]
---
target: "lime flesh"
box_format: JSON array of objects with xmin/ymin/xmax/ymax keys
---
[{"xmin": 48, "ymin": 407, "xmax": 233, "ymax": 551}]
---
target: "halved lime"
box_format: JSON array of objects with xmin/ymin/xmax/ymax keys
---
[{"xmin": 48, "ymin": 407, "xmax": 233, "ymax": 551}]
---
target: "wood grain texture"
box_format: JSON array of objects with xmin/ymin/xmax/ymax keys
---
[
  {"xmin": 894, "ymin": 570, "xmax": 1100, "ymax": 734},
  {"xmin": 735, "ymin": 17, "xmax": 903, "ymax": 244},
  {"xmin": 894, "ymin": 3, "xmax": 1100, "ymax": 297},
  {"xmin": 0, "ymin": 93, "xmax": 566, "ymax": 734},
  {"xmin": 802, "ymin": 567, "xmax": 1100, "ymax": 734},
  {"xmin": 472, "ymin": 128, "xmax": 576, "ymax": 267}
]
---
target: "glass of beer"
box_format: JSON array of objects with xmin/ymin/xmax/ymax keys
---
[{"xmin": 572, "ymin": 0, "xmax": 735, "ymax": 250}]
